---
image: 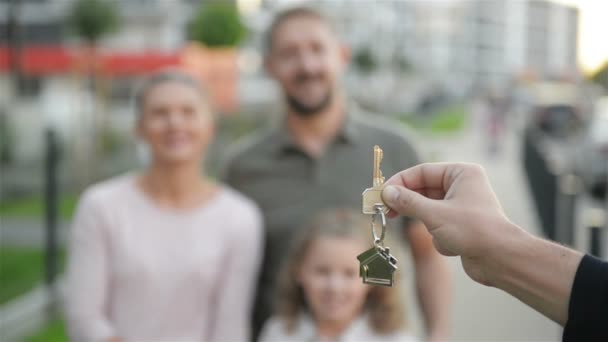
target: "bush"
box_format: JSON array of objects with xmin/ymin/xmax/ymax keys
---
[
  {"xmin": 189, "ymin": 2, "xmax": 246, "ymax": 48},
  {"xmin": 353, "ymin": 47, "xmax": 377, "ymax": 74},
  {"xmin": 67, "ymin": 0, "xmax": 119, "ymax": 43}
]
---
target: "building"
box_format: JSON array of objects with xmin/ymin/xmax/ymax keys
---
[
  {"xmin": 0, "ymin": 0, "xmax": 242, "ymax": 167},
  {"xmin": 255, "ymin": 0, "xmax": 579, "ymax": 95}
]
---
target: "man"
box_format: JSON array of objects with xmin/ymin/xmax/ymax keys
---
[
  {"xmin": 381, "ymin": 162, "xmax": 608, "ymax": 341},
  {"xmin": 224, "ymin": 7, "xmax": 451, "ymax": 340}
]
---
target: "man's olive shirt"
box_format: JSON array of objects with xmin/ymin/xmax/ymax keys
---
[{"xmin": 223, "ymin": 109, "xmax": 420, "ymax": 327}]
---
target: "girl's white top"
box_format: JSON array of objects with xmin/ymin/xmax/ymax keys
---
[{"xmin": 260, "ymin": 313, "xmax": 418, "ymax": 342}]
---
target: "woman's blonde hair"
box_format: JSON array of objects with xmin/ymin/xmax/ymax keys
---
[
  {"xmin": 134, "ymin": 69, "xmax": 209, "ymax": 117},
  {"xmin": 276, "ymin": 208, "xmax": 407, "ymax": 334}
]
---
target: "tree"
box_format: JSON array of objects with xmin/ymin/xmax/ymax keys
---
[
  {"xmin": 67, "ymin": 0, "xmax": 120, "ymax": 187},
  {"xmin": 353, "ymin": 46, "xmax": 377, "ymax": 74},
  {"xmin": 189, "ymin": 2, "xmax": 246, "ymax": 48},
  {"xmin": 591, "ymin": 61, "xmax": 608, "ymax": 91},
  {"xmin": 67, "ymin": 0, "xmax": 119, "ymax": 44}
]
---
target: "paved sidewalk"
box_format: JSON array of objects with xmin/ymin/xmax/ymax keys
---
[
  {"xmin": 399, "ymin": 120, "xmax": 561, "ymax": 341},
  {"xmin": 1, "ymin": 218, "xmax": 68, "ymax": 247}
]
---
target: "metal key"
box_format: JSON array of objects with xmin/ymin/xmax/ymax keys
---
[
  {"xmin": 362, "ymin": 145, "xmax": 389, "ymax": 214},
  {"xmin": 359, "ymin": 145, "xmax": 398, "ymax": 286}
]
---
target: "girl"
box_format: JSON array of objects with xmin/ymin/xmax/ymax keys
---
[
  {"xmin": 260, "ymin": 209, "xmax": 417, "ymax": 341},
  {"xmin": 65, "ymin": 70, "xmax": 262, "ymax": 342}
]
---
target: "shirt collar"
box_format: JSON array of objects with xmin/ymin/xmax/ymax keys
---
[
  {"xmin": 295, "ymin": 312, "xmax": 370, "ymax": 341},
  {"xmin": 273, "ymin": 105, "xmax": 361, "ymax": 156}
]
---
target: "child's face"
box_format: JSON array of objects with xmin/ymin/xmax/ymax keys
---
[{"xmin": 298, "ymin": 236, "xmax": 370, "ymax": 325}]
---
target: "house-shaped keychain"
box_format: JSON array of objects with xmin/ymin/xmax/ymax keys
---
[{"xmin": 357, "ymin": 246, "xmax": 398, "ymax": 287}]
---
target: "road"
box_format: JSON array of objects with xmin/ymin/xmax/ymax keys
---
[{"xmin": 399, "ymin": 118, "xmax": 561, "ymax": 341}]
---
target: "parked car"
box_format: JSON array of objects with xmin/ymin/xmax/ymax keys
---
[
  {"xmin": 522, "ymin": 81, "xmax": 585, "ymax": 242},
  {"xmin": 577, "ymin": 97, "xmax": 608, "ymax": 200},
  {"xmin": 529, "ymin": 82, "xmax": 584, "ymax": 138}
]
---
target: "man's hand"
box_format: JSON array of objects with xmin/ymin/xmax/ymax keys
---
[
  {"xmin": 382, "ymin": 162, "xmax": 583, "ymax": 325},
  {"xmin": 381, "ymin": 162, "xmax": 524, "ymax": 285}
]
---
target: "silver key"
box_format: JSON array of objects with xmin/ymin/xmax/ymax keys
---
[{"xmin": 362, "ymin": 145, "xmax": 389, "ymax": 214}]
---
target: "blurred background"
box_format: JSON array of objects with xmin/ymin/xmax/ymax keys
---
[{"xmin": 1, "ymin": 0, "xmax": 607, "ymax": 341}]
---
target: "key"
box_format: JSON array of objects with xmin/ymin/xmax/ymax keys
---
[
  {"xmin": 362, "ymin": 145, "xmax": 389, "ymax": 214},
  {"xmin": 357, "ymin": 245, "xmax": 398, "ymax": 287},
  {"xmin": 359, "ymin": 145, "xmax": 398, "ymax": 287}
]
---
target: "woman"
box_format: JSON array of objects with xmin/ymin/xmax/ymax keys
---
[
  {"xmin": 260, "ymin": 209, "xmax": 416, "ymax": 342},
  {"xmin": 65, "ymin": 70, "xmax": 263, "ymax": 342}
]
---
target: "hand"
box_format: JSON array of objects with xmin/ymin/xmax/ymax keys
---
[{"xmin": 382, "ymin": 162, "xmax": 526, "ymax": 285}]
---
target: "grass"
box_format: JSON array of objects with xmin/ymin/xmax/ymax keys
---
[
  {"xmin": 0, "ymin": 194, "xmax": 78, "ymax": 219},
  {"xmin": 400, "ymin": 105, "xmax": 467, "ymax": 134},
  {"xmin": 25, "ymin": 318, "xmax": 68, "ymax": 342},
  {"xmin": 0, "ymin": 246, "xmax": 65, "ymax": 305}
]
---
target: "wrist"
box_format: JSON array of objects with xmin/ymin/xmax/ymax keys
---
[
  {"xmin": 479, "ymin": 219, "xmax": 533, "ymax": 288},
  {"xmin": 483, "ymin": 220, "xmax": 583, "ymax": 324}
]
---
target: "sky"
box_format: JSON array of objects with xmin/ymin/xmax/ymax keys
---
[{"xmin": 552, "ymin": 0, "xmax": 608, "ymax": 74}]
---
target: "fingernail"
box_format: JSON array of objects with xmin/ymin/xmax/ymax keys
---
[{"xmin": 383, "ymin": 186, "xmax": 400, "ymax": 204}]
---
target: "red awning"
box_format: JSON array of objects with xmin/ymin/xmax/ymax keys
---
[
  {"xmin": 0, "ymin": 45, "xmax": 180, "ymax": 76},
  {"xmin": 102, "ymin": 53, "xmax": 180, "ymax": 76},
  {"xmin": 0, "ymin": 45, "xmax": 73, "ymax": 75}
]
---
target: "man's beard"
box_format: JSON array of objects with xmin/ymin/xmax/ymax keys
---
[
  {"xmin": 285, "ymin": 72, "xmax": 333, "ymax": 117},
  {"xmin": 286, "ymin": 91, "xmax": 333, "ymax": 118}
]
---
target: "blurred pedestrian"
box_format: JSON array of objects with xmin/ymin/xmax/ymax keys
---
[
  {"xmin": 484, "ymin": 88, "xmax": 510, "ymax": 157},
  {"xmin": 223, "ymin": 7, "xmax": 451, "ymax": 341},
  {"xmin": 65, "ymin": 70, "xmax": 263, "ymax": 342},
  {"xmin": 259, "ymin": 209, "xmax": 417, "ymax": 342}
]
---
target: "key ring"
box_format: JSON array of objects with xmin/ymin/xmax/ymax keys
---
[{"xmin": 371, "ymin": 205, "xmax": 387, "ymax": 247}]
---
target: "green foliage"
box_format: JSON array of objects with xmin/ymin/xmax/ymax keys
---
[
  {"xmin": 0, "ymin": 194, "xmax": 78, "ymax": 219},
  {"xmin": 100, "ymin": 128, "xmax": 125, "ymax": 157},
  {"xmin": 429, "ymin": 108, "xmax": 467, "ymax": 133},
  {"xmin": 591, "ymin": 60, "xmax": 608, "ymax": 90},
  {"xmin": 0, "ymin": 247, "xmax": 65, "ymax": 304},
  {"xmin": 67, "ymin": 0, "xmax": 119, "ymax": 43},
  {"xmin": 394, "ymin": 54, "xmax": 412, "ymax": 74},
  {"xmin": 353, "ymin": 47, "xmax": 377, "ymax": 74},
  {"xmin": 26, "ymin": 318, "xmax": 68, "ymax": 342},
  {"xmin": 189, "ymin": 2, "xmax": 246, "ymax": 48},
  {"xmin": 400, "ymin": 105, "xmax": 467, "ymax": 134}
]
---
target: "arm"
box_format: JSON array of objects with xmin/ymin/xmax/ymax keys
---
[
  {"xmin": 65, "ymin": 192, "xmax": 118, "ymax": 342},
  {"xmin": 482, "ymin": 223, "xmax": 581, "ymax": 325},
  {"xmin": 208, "ymin": 204, "xmax": 264, "ymax": 341},
  {"xmin": 406, "ymin": 220, "xmax": 452, "ymax": 342},
  {"xmin": 563, "ymin": 254, "xmax": 608, "ymax": 341},
  {"xmin": 380, "ymin": 163, "xmax": 582, "ymax": 326}
]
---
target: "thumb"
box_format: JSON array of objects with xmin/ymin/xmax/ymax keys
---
[{"xmin": 382, "ymin": 185, "xmax": 436, "ymax": 222}]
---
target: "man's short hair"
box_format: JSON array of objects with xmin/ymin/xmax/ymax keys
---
[{"xmin": 263, "ymin": 6, "xmax": 336, "ymax": 55}]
